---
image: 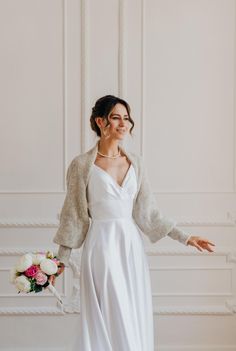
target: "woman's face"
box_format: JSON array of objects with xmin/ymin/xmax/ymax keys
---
[{"xmin": 96, "ymin": 103, "xmax": 132, "ymax": 140}]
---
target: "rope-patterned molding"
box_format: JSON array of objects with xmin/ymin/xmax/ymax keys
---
[
  {"xmin": 152, "ymin": 292, "xmax": 233, "ymax": 297},
  {"xmin": 157, "ymin": 345, "xmax": 236, "ymax": 350},
  {"xmin": 0, "ymin": 215, "xmax": 235, "ymax": 228},
  {"xmin": 0, "ymin": 248, "xmax": 58, "ymax": 256},
  {"xmin": 1, "ymin": 249, "xmax": 235, "ymax": 315},
  {"xmin": 0, "ymin": 220, "xmax": 58, "ymax": 228},
  {"xmin": 154, "ymin": 305, "xmax": 233, "ymax": 315},
  {"xmin": 0, "ymin": 304, "xmax": 233, "ymax": 316},
  {"xmin": 177, "ymin": 220, "xmax": 235, "ymax": 227},
  {"xmin": 145, "ymin": 246, "xmax": 236, "ymax": 259},
  {"xmin": 0, "ymin": 305, "xmax": 232, "ymax": 316},
  {"xmin": 0, "ymin": 303, "xmax": 65, "ymax": 315},
  {"xmin": 1, "ymin": 247, "xmax": 235, "ymax": 263}
]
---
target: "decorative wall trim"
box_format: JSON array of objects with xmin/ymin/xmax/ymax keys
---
[
  {"xmin": 157, "ymin": 346, "xmax": 236, "ymax": 351},
  {"xmin": 62, "ymin": 0, "xmax": 67, "ymax": 192},
  {"xmin": 0, "ymin": 0, "xmax": 67, "ymax": 195},
  {"xmin": 145, "ymin": 247, "xmax": 236, "ymax": 258},
  {"xmin": 154, "ymin": 305, "xmax": 234, "ymax": 315},
  {"xmin": 118, "ymin": 0, "xmax": 127, "ymax": 97},
  {"xmin": 0, "ymin": 348, "xmax": 67, "ymax": 351},
  {"xmin": 80, "ymin": 0, "xmax": 90, "ymax": 153},
  {"xmin": 1, "ymin": 246, "xmax": 235, "ymax": 258},
  {"xmin": 0, "ymin": 303, "xmax": 65, "ymax": 315},
  {"xmin": 0, "ymin": 305, "xmax": 233, "ymax": 316},
  {"xmin": 149, "ymin": 266, "xmax": 234, "ymax": 271},
  {"xmin": 140, "ymin": 0, "xmax": 145, "ymax": 157},
  {"xmin": 0, "ymin": 220, "xmax": 58, "ymax": 228},
  {"xmin": 0, "ymin": 248, "xmax": 60, "ymax": 255},
  {"xmin": 0, "ymin": 346, "xmax": 235, "ymax": 351},
  {"xmin": 153, "ymin": 292, "xmax": 233, "ymax": 297},
  {"xmin": 175, "ymin": 220, "xmax": 235, "ymax": 227},
  {"xmin": 0, "ymin": 217, "xmax": 235, "ymax": 227},
  {"xmin": 0, "ymin": 247, "xmax": 236, "ymax": 315},
  {"xmin": 141, "ymin": 0, "xmax": 236, "ymax": 196}
]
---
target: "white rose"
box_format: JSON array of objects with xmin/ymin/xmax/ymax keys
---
[
  {"xmin": 32, "ymin": 254, "xmax": 46, "ymax": 265},
  {"xmin": 15, "ymin": 275, "xmax": 31, "ymax": 292},
  {"xmin": 40, "ymin": 259, "xmax": 58, "ymax": 275},
  {"xmin": 16, "ymin": 254, "xmax": 33, "ymax": 272},
  {"xmin": 9, "ymin": 266, "xmax": 17, "ymax": 284}
]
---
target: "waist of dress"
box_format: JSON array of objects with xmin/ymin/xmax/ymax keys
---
[{"xmin": 88, "ymin": 198, "xmax": 133, "ymax": 221}]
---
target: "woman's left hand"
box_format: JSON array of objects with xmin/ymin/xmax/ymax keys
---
[{"xmin": 186, "ymin": 236, "xmax": 215, "ymax": 252}]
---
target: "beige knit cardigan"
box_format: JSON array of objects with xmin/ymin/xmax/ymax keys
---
[{"xmin": 53, "ymin": 140, "xmax": 191, "ymax": 266}]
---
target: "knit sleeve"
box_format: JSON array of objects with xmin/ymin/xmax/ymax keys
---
[
  {"xmin": 56, "ymin": 245, "xmax": 71, "ymax": 267},
  {"xmin": 52, "ymin": 159, "xmax": 76, "ymax": 247},
  {"xmin": 167, "ymin": 227, "xmax": 192, "ymax": 246},
  {"xmin": 133, "ymin": 157, "xmax": 191, "ymax": 246}
]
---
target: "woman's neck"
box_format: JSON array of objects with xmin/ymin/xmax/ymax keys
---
[{"xmin": 98, "ymin": 139, "xmax": 120, "ymax": 157}]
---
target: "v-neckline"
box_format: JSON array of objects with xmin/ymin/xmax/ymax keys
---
[{"xmin": 93, "ymin": 163, "xmax": 133, "ymax": 189}]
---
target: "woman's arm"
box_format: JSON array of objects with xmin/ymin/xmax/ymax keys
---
[
  {"xmin": 56, "ymin": 245, "xmax": 71, "ymax": 267},
  {"xmin": 167, "ymin": 226, "xmax": 192, "ymax": 245},
  {"xmin": 133, "ymin": 157, "xmax": 215, "ymax": 252}
]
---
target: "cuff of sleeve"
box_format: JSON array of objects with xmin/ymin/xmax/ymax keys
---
[
  {"xmin": 184, "ymin": 234, "xmax": 192, "ymax": 246},
  {"xmin": 57, "ymin": 245, "xmax": 72, "ymax": 267},
  {"xmin": 168, "ymin": 227, "xmax": 191, "ymax": 246}
]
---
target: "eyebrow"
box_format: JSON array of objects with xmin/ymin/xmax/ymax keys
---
[{"xmin": 110, "ymin": 113, "xmax": 129, "ymax": 117}]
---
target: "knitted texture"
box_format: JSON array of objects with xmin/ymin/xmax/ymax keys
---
[{"xmin": 53, "ymin": 141, "xmax": 191, "ymax": 263}]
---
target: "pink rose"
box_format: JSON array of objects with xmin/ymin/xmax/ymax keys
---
[
  {"xmin": 24, "ymin": 265, "xmax": 39, "ymax": 277},
  {"xmin": 35, "ymin": 271, "xmax": 48, "ymax": 285}
]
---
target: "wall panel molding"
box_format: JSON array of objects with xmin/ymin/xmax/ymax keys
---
[
  {"xmin": 0, "ymin": 217, "xmax": 234, "ymax": 227},
  {"xmin": 81, "ymin": 0, "xmax": 90, "ymax": 152},
  {"xmin": 0, "ymin": 0, "xmax": 68, "ymax": 195},
  {"xmin": 1, "ymin": 246, "xmax": 235, "ymax": 315}
]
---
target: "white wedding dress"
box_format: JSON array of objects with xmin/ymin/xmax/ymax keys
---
[{"xmin": 78, "ymin": 162, "xmax": 154, "ymax": 350}]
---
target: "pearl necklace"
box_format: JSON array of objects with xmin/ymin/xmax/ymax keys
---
[{"xmin": 97, "ymin": 148, "xmax": 121, "ymax": 159}]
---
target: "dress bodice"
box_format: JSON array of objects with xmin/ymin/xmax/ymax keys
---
[{"xmin": 87, "ymin": 164, "xmax": 137, "ymax": 221}]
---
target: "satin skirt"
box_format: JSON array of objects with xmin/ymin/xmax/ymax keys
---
[{"xmin": 78, "ymin": 217, "xmax": 154, "ymax": 351}]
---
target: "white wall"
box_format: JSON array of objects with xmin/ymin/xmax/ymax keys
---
[{"xmin": 0, "ymin": 0, "xmax": 235, "ymax": 350}]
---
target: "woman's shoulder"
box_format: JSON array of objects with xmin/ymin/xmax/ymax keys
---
[
  {"xmin": 66, "ymin": 144, "xmax": 97, "ymax": 172},
  {"xmin": 126, "ymin": 150, "xmax": 144, "ymax": 169},
  {"xmin": 68, "ymin": 144, "xmax": 144, "ymax": 171}
]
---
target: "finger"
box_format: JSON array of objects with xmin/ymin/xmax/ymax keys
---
[
  {"xmin": 200, "ymin": 239, "xmax": 215, "ymax": 246},
  {"xmin": 194, "ymin": 243, "xmax": 203, "ymax": 251},
  {"xmin": 198, "ymin": 242, "xmax": 215, "ymax": 252},
  {"xmin": 205, "ymin": 245, "xmax": 215, "ymax": 252},
  {"xmin": 201, "ymin": 240, "xmax": 215, "ymax": 245},
  {"xmin": 208, "ymin": 242, "xmax": 215, "ymax": 246}
]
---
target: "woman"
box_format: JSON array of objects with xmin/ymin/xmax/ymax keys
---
[{"xmin": 52, "ymin": 95, "xmax": 215, "ymax": 350}]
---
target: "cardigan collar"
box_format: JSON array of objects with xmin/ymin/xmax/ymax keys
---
[{"xmin": 83, "ymin": 139, "xmax": 139, "ymax": 188}]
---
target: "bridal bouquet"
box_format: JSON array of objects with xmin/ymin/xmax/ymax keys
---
[{"xmin": 9, "ymin": 251, "xmax": 64, "ymax": 304}]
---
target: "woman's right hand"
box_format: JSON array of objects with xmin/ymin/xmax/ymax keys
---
[
  {"xmin": 48, "ymin": 263, "xmax": 65, "ymax": 286},
  {"xmin": 57, "ymin": 263, "xmax": 65, "ymax": 276}
]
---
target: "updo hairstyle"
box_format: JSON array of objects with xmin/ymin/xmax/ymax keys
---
[{"xmin": 90, "ymin": 95, "xmax": 134, "ymax": 137}]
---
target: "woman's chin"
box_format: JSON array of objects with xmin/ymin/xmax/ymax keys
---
[{"xmin": 116, "ymin": 132, "xmax": 127, "ymax": 139}]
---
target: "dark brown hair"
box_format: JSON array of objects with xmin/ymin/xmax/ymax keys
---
[{"xmin": 90, "ymin": 95, "xmax": 134, "ymax": 137}]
